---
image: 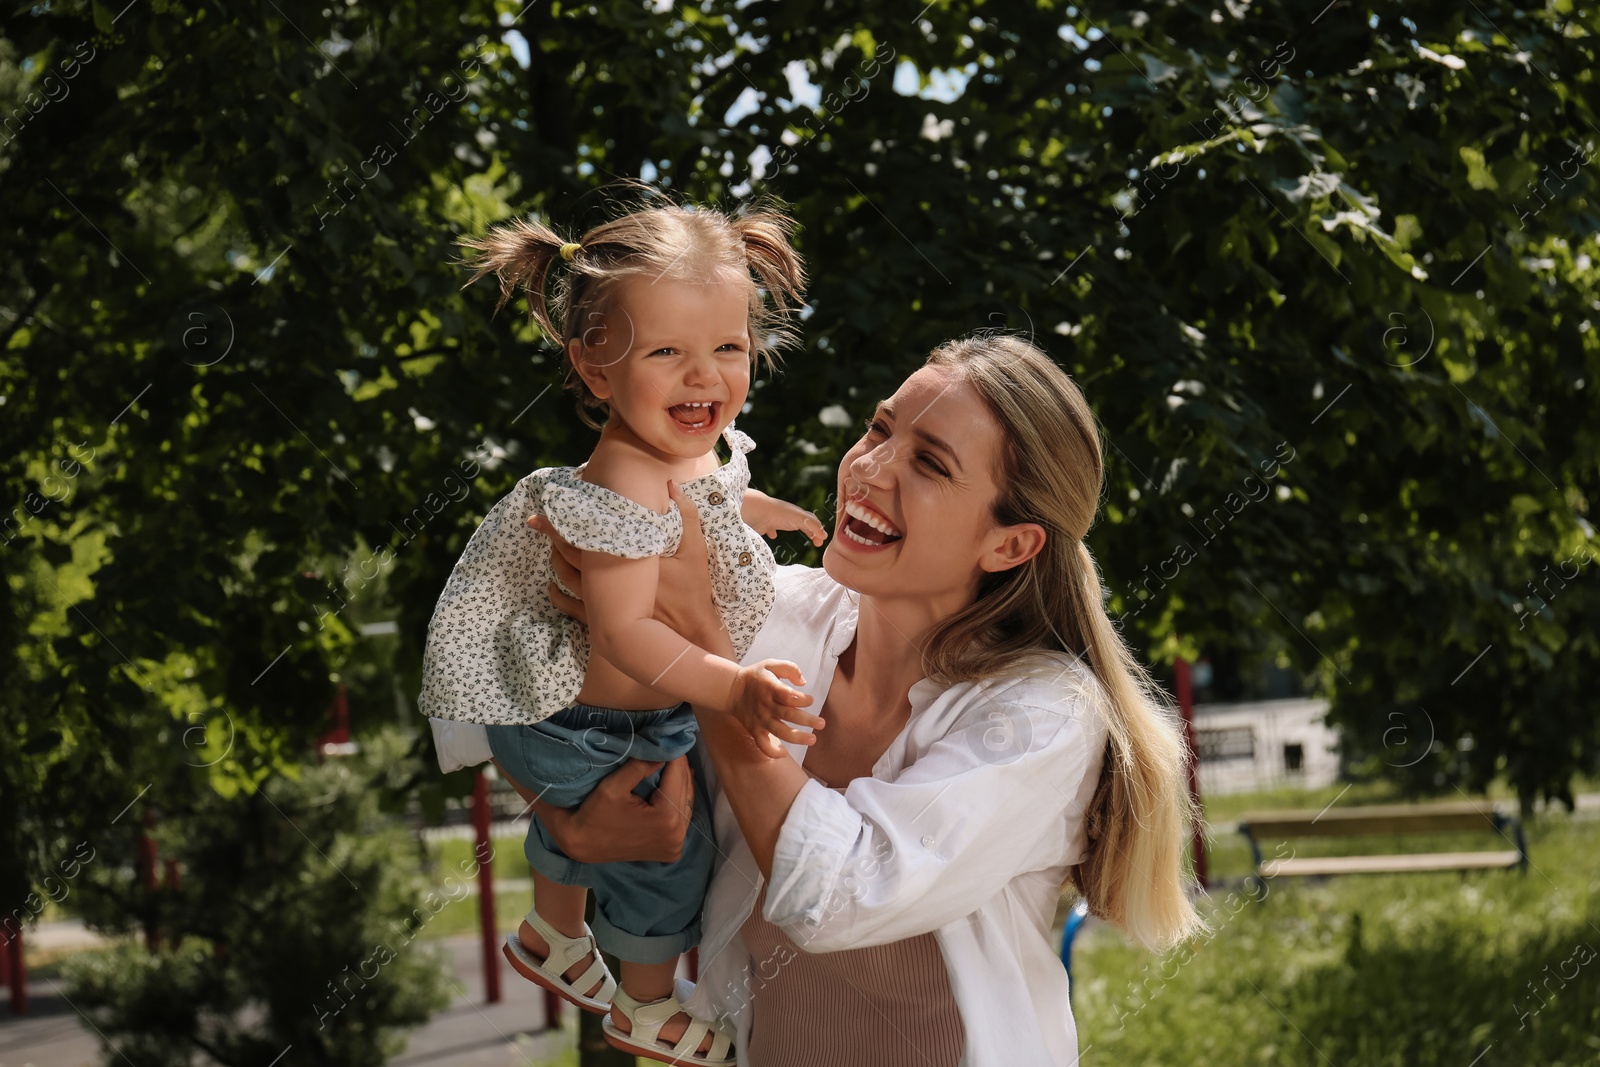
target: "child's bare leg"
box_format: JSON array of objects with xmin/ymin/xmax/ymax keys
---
[
  {"xmin": 611, "ymin": 958, "xmax": 714, "ymax": 1054},
  {"xmin": 521, "ymin": 871, "xmax": 606, "ymax": 997}
]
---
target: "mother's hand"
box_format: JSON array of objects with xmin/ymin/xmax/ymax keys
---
[
  {"xmin": 497, "ymin": 755, "xmax": 694, "ymax": 865},
  {"xmin": 528, "ymin": 481, "xmax": 728, "ymax": 652}
]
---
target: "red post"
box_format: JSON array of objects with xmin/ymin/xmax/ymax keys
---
[
  {"xmin": 472, "ymin": 770, "xmax": 502, "ymax": 1004},
  {"xmin": 316, "ymin": 684, "xmax": 352, "ymax": 761},
  {"xmin": 139, "ymin": 812, "xmax": 160, "ymax": 951},
  {"xmin": 1173, "ymin": 656, "xmax": 1209, "ymax": 889},
  {"xmin": 5, "ymin": 925, "xmax": 25, "ymax": 1015},
  {"xmin": 164, "ymin": 858, "xmax": 181, "ymax": 950}
]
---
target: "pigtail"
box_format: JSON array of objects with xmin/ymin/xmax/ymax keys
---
[
  {"xmin": 458, "ymin": 216, "xmax": 572, "ymax": 341},
  {"xmin": 732, "ymin": 208, "xmax": 807, "ymax": 361}
]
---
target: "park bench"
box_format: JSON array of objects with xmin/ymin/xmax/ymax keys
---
[
  {"xmin": 1056, "ymin": 799, "xmax": 1529, "ymax": 989},
  {"xmin": 1237, "ymin": 798, "xmax": 1528, "ymax": 892}
]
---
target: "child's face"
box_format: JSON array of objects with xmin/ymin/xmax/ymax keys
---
[{"xmin": 571, "ymin": 275, "xmax": 752, "ymax": 459}]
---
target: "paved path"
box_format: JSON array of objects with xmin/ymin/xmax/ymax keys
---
[{"xmin": 0, "ymin": 929, "xmax": 571, "ymax": 1067}]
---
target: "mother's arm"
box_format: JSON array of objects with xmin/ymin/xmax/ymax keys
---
[{"xmin": 749, "ymin": 697, "xmax": 1103, "ymax": 952}]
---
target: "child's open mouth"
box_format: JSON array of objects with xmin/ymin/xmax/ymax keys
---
[
  {"xmin": 841, "ymin": 501, "xmax": 903, "ymax": 547},
  {"xmin": 668, "ymin": 400, "xmax": 719, "ymax": 432}
]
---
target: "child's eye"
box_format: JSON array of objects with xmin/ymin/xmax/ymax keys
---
[
  {"xmin": 717, "ymin": 342, "xmax": 746, "ymax": 353},
  {"xmin": 649, "ymin": 347, "xmax": 676, "ymax": 357}
]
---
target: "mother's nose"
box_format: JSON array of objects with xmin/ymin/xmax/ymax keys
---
[{"xmin": 846, "ymin": 440, "xmax": 896, "ymax": 490}]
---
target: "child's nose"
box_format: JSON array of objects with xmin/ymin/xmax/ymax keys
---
[{"xmin": 683, "ymin": 353, "xmax": 719, "ymax": 385}]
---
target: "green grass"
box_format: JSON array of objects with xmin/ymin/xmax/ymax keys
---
[{"xmin": 1071, "ymin": 792, "xmax": 1600, "ymax": 1067}]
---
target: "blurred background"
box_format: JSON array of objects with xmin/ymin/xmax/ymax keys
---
[{"xmin": 2, "ymin": 0, "xmax": 1597, "ymax": 1064}]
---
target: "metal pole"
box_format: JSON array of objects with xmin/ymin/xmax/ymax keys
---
[
  {"xmin": 472, "ymin": 770, "xmax": 502, "ymax": 1004},
  {"xmin": 1173, "ymin": 655, "xmax": 1209, "ymax": 889}
]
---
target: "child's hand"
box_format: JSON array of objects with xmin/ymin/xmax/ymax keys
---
[
  {"xmin": 743, "ymin": 490, "xmax": 828, "ymax": 547},
  {"xmin": 728, "ymin": 659, "xmax": 823, "ymax": 757}
]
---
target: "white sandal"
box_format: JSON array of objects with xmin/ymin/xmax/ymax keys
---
[
  {"xmin": 603, "ymin": 977, "xmax": 735, "ymax": 1066},
  {"xmin": 502, "ymin": 909, "xmax": 617, "ymax": 1014}
]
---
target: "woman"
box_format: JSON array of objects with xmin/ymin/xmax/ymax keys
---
[{"xmin": 434, "ymin": 332, "xmax": 1201, "ymax": 1065}]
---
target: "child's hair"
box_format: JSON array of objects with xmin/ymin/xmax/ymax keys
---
[
  {"xmin": 920, "ymin": 331, "xmax": 1204, "ymax": 953},
  {"xmin": 458, "ymin": 196, "xmax": 807, "ymax": 427}
]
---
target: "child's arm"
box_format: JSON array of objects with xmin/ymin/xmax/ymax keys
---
[
  {"xmin": 742, "ymin": 488, "xmax": 827, "ymax": 547},
  {"xmin": 583, "ymin": 550, "xmax": 819, "ymax": 756},
  {"xmin": 570, "ymin": 461, "xmax": 821, "ymax": 756}
]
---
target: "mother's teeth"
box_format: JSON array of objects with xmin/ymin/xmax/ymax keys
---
[{"xmin": 845, "ymin": 501, "xmax": 900, "ymax": 537}]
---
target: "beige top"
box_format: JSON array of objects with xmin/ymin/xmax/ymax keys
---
[{"xmin": 737, "ymin": 775, "xmax": 965, "ymax": 1066}]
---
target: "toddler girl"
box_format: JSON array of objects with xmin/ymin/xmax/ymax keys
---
[{"xmin": 418, "ymin": 201, "xmax": 825, "ymax": 1066}]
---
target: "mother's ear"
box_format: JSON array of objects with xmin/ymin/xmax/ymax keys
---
[{"xmin": 978, "ymin": 522, "xmax": 1047, "ymax": 573}]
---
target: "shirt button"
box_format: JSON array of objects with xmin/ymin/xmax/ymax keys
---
[
  {"xmin": 920, "ymin": 835, "xmax": 936, "ymax": 849},
  {"xmin": 738, "ymin": 551, "xmax": 753, "ymax": 567},
  {"xmin": 708, "ymin": 491, "xmax": 725, "ymax": 506}
]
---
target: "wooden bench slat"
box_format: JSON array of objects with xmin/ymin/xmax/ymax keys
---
[
  {"xmin": 1260, "ymin": 850, "xmax": 1522, "ymax": 877},
  {"xmin": 1240, "ymin": 800, "xmax": 1501, "ymax": 838}
]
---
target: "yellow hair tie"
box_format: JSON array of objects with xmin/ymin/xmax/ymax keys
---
[{"xmin": 559, "ymin": 242, "xmax": 582, "ymax": 262}]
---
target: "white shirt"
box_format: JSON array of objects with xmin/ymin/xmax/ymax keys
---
[
  {"xmin": 429, "ymin": 564, "xmax": 1108, "ymax": 1066},
  {"xmin": 686, "ymin": 565, "xmax": 1106, "ymax": 1067}
]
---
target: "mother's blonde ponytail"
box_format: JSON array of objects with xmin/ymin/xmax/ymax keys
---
[
  {"xmin": 1070, "ymin": 542, "xmax": 1201, "ymax": 950},
  {"xmin": 922, "ymin": 333, "xmax": 1203, "ymax": 952}
]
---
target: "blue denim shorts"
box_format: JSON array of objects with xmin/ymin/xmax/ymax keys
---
[{"xmin": 485, "ymin": 702, "xmax": 714, "ymax": 965}]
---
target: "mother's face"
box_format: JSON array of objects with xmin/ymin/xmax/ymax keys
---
[{"xmin": 822, "ymin": 366, "xmax": 1045, "ymax": 615}]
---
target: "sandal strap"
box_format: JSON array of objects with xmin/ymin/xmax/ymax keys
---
[
  {"xmin": 522, "ymin": 909, "xmax": 599, "ymax": 974},
  {"xmin": 515, "ymin": 910, "xmax": 617, "ymax": 1003},
  {"xmin": 571, "ymin": 956, "xmax": 614, "ymax": 1000},
  {"xmin": 620, "ymin": 989, "xmax": 689, "ymax": 1029},
  {"xmin": 677, "ymin": 1018, "xmax": 733, "ymax": 1059},
  {"xmin": 613, "ymin": 985, "xmax": 736, "ymax": 1060},
  {"xmin": 670, "ymin": 1018, "xmax": 712, "ymax": 1056}
]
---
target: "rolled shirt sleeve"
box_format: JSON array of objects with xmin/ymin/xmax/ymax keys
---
[{"xmin": 763, "ymin": 674, "xmax": 1107, "ymax": 953}]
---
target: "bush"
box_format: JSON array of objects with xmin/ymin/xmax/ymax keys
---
[{"xmin": 63, "ymin": 729, "xmax": 453, "ymax": 1067}]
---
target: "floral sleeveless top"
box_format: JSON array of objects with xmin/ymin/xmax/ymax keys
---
[{"xmin": 418, "ymin": 423, "xmax": 777, "ymax": 725}]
